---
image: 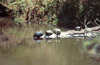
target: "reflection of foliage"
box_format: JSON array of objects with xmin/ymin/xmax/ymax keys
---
[
  {"xmin": 83, "ymin": 40, "xmax": 92, "ymax": 51},
  {"xmin": 83, "ymin": 35, "xmax": 100, "ymax": 57},
  {"xmin": 84, "ymin": 40, "xmax": 100, "ymax": 59}
]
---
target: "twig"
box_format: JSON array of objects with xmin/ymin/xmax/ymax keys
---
[{"xmin": 94, "ymin": 18, "xmax": 100, "ymax": 25}]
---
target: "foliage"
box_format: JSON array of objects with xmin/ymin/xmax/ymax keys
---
[
  {"xmin": 57, "ymin": 0, "xmax": 100, "ymax": 28},
  {"xmin": 57, "ymin": 2, "xmax": 79, "ymax": 28},
  {"xmin": 1, "ymin": 0, "xmax": 100, "ymax": 28},
  {"xmin": 78, "ymin": 1, "xmax": 100, "ymax": 26}
]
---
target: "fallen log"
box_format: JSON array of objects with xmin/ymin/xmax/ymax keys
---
[{"xmin": 33, "ymin": 25, "xmax": 100, "ymax": 39}]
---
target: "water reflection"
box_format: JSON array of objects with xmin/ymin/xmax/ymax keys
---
[
  {"xmin": 45, "ymin": 38, "xmax": 53, "ymax": 42},
  {"xmin": 0, "ymin": 38, "xmax": 100, "ymax": 65},
  {"xmin": 33, "ymin": 37, "xmax": 61, "ymax": 42},
  {"xmin": 33, "ymin": 38, "xmax": 43, "ymax": 42}
]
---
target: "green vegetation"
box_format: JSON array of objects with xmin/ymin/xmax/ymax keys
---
[
  {"xmin": 83, "ymin": 36, "xmax": 100, "ymax": 56},
  {"xmin": 57, "ymin": 0, "xmax": 100, "ymax": 28},
  {"xmin": 1, "ymin": 0, "xmax": 100, "ymax": 28}
]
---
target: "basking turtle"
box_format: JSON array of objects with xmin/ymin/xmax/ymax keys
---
[
  {"xmin": 45, "ymin": 30, "xmax": 53, "ymax": 36},
  {"xmin": 53, "ymin": 28, "xmax": 61, "ymax": 36},
  {"xmin": 75, "ymin": 26, "xmax": 81, "ymax": 31},
  {"xmin": 33, "ymin": 31, "xmax": 44, "ymax": 38}
]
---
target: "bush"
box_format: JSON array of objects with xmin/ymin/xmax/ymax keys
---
[
  {"xmin": 57, "ymin": 0, "xmax": 100, "ymax": 28},
  {"xmin": 1, "ymin": 0, "xmax": 100, "ymax": 28}
]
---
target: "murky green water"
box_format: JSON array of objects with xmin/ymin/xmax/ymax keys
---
[{"xmin": 0, "ymin": 38, "xmax": 100, "ymax": 65}]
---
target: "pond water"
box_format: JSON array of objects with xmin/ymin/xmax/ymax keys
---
[
  {"xmin": 0, "ymin": 37, "xmax": 100, "ymax": 65},
  {"xmin": 0, "ymin": 23, "xmax": 100, "ymax": 65}
]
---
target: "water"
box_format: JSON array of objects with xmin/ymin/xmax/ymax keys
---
[
  {"xmin": 0, "ymin": 22, "xmax": 100, "ymax": 65},
  {"xmin": 0, "ymin": 38, "xmax": 100, "ymax": 65}
]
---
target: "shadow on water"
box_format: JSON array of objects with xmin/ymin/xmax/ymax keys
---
[
  {"xmin": 33, "ymin": 38, "xmax": 44, "ymax": 42},
  {"xmin": 33, "ymin": 37, "xmax": 61, "ymax": 43}
]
